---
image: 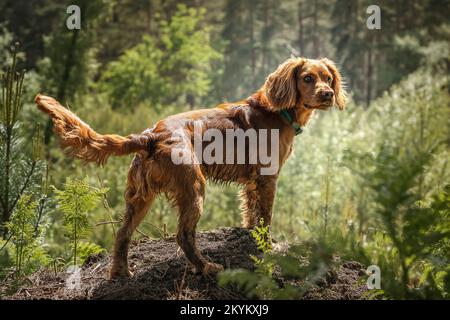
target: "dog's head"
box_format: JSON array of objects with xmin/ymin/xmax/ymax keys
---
[{"xmin": 263, "ymin": 57, "xmax": 346, "ymax": 111}]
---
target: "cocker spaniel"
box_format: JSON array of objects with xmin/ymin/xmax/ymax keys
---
[{"xmin": 35, "ymin": 57, "xmax": 346, "ymax": 279}]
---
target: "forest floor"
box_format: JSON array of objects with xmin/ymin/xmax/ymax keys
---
[{"xmin": 1, "ymin": 227, "xmax": 369, "ymax": 300}]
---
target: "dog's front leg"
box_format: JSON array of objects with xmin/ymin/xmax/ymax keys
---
[{"xmin": 240, "ymin": 176, "xmax": 278, "ymax": 229}]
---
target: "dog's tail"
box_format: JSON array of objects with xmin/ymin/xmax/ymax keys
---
[{"xmin": 35, "ymin": 94, "xmax": 151, "ymax": 165}]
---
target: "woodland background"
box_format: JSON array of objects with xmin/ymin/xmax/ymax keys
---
[{"xmin": 0, "ymin": 0, "xmax": 449, "ymax": 299}]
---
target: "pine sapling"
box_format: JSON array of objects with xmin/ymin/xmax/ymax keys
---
[
  {"xmin": 5, "ymin": 194, "xmax": 38, "ymax": 278},
  {"xmin": 0, "ymin": 43, "xmax": 46, "ymax": 239}
]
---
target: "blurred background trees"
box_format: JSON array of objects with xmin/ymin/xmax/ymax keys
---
[{"xmin": 0, "ymin": 0, "xmax": 449, "ymax": 298}]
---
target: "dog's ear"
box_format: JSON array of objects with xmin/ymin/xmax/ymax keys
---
[
  {"xmin": 264, "ymin": 58, "xmax": 304, "ymax": 110},
  {"xmin": 320, "ymin": 58, "xmax": 346, "ymax": 110}
]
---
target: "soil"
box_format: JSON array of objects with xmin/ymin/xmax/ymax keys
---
[{"xmin": 1, "ymin": 227, "xmax": 369, "ymax": 300}]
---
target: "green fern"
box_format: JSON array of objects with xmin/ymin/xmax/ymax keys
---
[
  {"xmin": 218, "ymin": 219, "xmax": 278, "ymax": 299},
  {"xmin": 53, "ymin": 177, "xmax": 107, "ymax": 266},
  {"xmin": 251, "ymin": 218, "xmax": 272, "ymax": 253},
  {"xmin": 77, "ymin": 241, "xmax": 106, "ymax": 265},
  {"xmin": 250, "ymin": 218, "xmax": 274, "ymax": 276}
]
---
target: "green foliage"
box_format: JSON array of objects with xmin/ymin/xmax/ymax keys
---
[
  {"xmin": 77, "ymin": 241, "xmax": 106, "ymax": 265},
  {"xmin": 101, "ymin": 4, "xmax": 221, "ymax": 110},
  {"xmin": 100, "ymin": 35, "xmax": 165, "ymax": 109},
  {"xmin": 336, "ymin": 50, "xmax": 449, "ymax": 298},
  {"xmin": 252, "ymin": 219, "xmax": 272, "ymax": 253},
  {"xmin": 4, "ymin": 194, "xmax": 50, "ymax": 278},
  {"xmin": 0, "ymin": 27, "xmax": 23, "ymax": 69},
  {"xmin": 218, "ymin": 218, "xmax": 337, "ymax": 299},
  {"xmin": 39, "ymin": 0, "xmax": 107, "ymax": 102},
  {"xmin": 250, "ymin": 219, "xmax": 274, "ymax": 276},
  {"xmin": 159, "ymin": 4, "xmax": 222, "ymax": 107},
  {"xmin": 358, "ymin": 185, "xmax": 450, "ymax": 299},
  {"xmin": 218, "ymin": 268, "xmax": 279, "ymax": 299},
  {"xmin": 219, "ymin": 219, "xmax": 276, "ymax": 299},
  {"xmin": 0, "ymin": 41, "xmax": 49, "ymax": 283},
  {"xmin": 0, "ymin": 43, "xmax": 47, "ymax": 239},
  {"xmin": 219, "ymin": 239, "xmax": 335, "ymax": 299},
  {"xmin": 419, "ymin": 187, "xmax": 450, "ymax": 297},
  {"xmin": 53, "ymin": 177, "xmax": 107, "ymax": 266}
]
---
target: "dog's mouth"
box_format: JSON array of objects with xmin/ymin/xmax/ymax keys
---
[{"xmin": 303, "ymin": 103, "xmax": 333, "ymax": 110}]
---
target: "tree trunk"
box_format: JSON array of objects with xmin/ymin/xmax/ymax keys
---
[
  {"xmin": 366, "ymin": 43, "xmax": 373, "ymax": 108},
  {"xmin": 312, "ymin": 0, "xmax": 319, "ymax": 57},
  {"xmin": 298, "ymin": 0, "xmax": 304, "ymax": 54},
  {"xmin": 146, "ymin": 0, "xmax": 153, "ymax": 33},
  {"xmin": 250, "ymin": 7, "xmax": 257, "ymax": 89},
  {"xmin": 187, "ymin": 94, "xmax": 195, "ymax": 110},
  {"xmin": 2, "ymin": 127, "xmax": 12, "ymax": 239},
  {"xmin": 261, "ymin": 0, "xmax": 269, "ymax": 75},
  {"xmin": 353, "ymin": 0, "xmax": 359, "ymax": 35}
]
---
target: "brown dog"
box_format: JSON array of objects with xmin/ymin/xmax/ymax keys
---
[{"xmin": 35, "ymin": 57, "xmax": 346, "ymax": 279}]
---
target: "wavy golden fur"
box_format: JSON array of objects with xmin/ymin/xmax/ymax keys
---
[
  {"xmin": 36, "ymin": 57, "xmax": 346, "ymax": 278},
  {"xmin": 35, "ymin": 95, "xmax": 151, "ymax": 165}
]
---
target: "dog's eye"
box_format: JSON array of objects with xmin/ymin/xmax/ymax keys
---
[
  {"xmin": 327, "ymin": 77, "xmax": 333, "ymax": 85},
  {"xmin": 303, "ymin": 75, "xmax": 313, "ymax": 83}
]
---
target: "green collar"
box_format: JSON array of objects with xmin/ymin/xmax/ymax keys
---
[{"xmin": 280, "ymin": 109, "xmax": 303, "ymax": 135}]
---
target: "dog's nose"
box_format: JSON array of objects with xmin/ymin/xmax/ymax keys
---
[{"xmin": 321, "ymin": 90, "xmax": 334, "ymax": 99}]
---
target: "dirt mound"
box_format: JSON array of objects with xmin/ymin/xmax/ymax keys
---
[{"xmin": 2, "ymin": 227, "xmax": 369, "ymax": 300}]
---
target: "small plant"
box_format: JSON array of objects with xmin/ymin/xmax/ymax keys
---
[
  {"xmin": 53, "ymin": 177, "xmax": 107, "ymax": 266},
  {"xmin": 5, "ymin": 195, "xmax": 38, "ymax": 278},
  {"xmin": 218, "ymin": 219, "xmax": 276, "ymax": 298},
  {"xmin": 77, "ymin": 242, "xmax": 106, "ymax": 265},
  {"xmin": 250, "ymin": 218, "xmax": 273, "ymax": 276}
]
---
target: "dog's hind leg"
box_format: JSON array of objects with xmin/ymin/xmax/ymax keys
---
[
  {"xmin": 174, "ymin": 168, "xmax": 223, "ymax": 276},
  {"xmin": 110, "ymin": 193, "xmax": 154, "ymax": 279},
  {"xmin": 110, "ymin": 157, "xmax": 155, "ymax": 279}
]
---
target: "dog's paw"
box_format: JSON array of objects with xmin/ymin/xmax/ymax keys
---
[
  {"xmin": 191, "ymin": 262, "xmax": 224, "ymax": 276},
  {"xmin": 109, "ymin": 268, "xmax": 134, "ymax": 280},
  {"xmin": 202, "ymin": 262, "xmax": 224, "ymax": 276}
]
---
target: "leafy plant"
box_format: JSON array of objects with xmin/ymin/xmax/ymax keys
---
[
  {"xmin": 358, "ymin": 185, "xmax": 450, "ymax": 299},
  {"xmin": 5, "ymin": 195, "xmax": 39, "ymax": 277},
  {"xmin": 0, "ymin": 43, "xmax": 46, "ymax": 239},
  {"xmin": 77, "ymin": 241, "xmax": 106, "ymax": 265},
  {"xmin": 219, "ymin": 219, "xmax": 278, "ymax": 299},
  {"xmin": 53, "ymin": 177, "xmax": 107, "ymax": 266},
  {"xmin": 250, "ymin": 218, "xmax": 273, "ymax": 276}
]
